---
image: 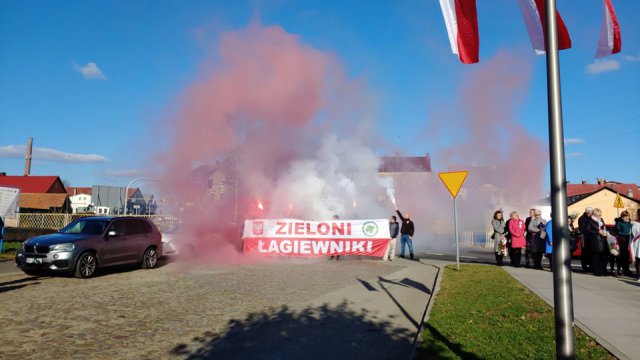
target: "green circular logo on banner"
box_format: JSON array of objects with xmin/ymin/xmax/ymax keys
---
[{"xmin": 362, "ymin": 221, "xmax": 379, "ymax": 237}]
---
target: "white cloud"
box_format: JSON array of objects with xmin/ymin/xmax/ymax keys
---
[
  {"xmin": 564, "ymin": 138, "xmax": 586, "ymax": 145},
  {"xmin": 105, "ymin": 169, "xmax": 148, "ymax": 178},
  {"xmin": 0, "ymin": 145, "xmax": 108, "ymax": 163},
  {"xmin": 566, "ymin": 152, "xmax": 584, "ymax": 158},
  {"xmin": 586, "ymin": 59, "xmax": 621, "ymax": 74},
  {"xmin": 74, "ymin": 61, "xmax": 107, "ymax": 80},
  {"xmin": 622, "ymin": 52, "xmax": 640, "ymax": 62}
]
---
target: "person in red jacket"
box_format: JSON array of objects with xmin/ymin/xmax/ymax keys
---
[{"xmin": 508, "ymin": 211, "xmax": 526, "ymax": 267}]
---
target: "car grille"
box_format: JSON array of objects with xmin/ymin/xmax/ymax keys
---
[{"xmin": 24, "ymin": 245, "xmax": 50, "ymax": 253}]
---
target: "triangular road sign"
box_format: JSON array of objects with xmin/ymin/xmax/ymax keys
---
[
  {"xmin": 613, "ymin": 193, "xmax": 624, "ymax": 208},
  {"xmin": 438, "ymin": 171, "xmax": 469, "ymax": 198}
]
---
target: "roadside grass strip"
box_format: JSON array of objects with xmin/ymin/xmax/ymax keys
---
[
  {"xmin": 0, "ymin": 241, "xmax": 21, "ymax": 260},
  {"xmin": 418, "ymin": 264, "xmax": 613, "ymax": 359}
]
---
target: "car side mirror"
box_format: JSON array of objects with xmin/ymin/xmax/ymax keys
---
[{"xmin": 107, "ymin": 230, "xmax": 117, "ymax": 238}]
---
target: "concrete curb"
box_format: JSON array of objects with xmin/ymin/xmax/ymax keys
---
[
  {"xmin": 506, "ymin": 270, "xmax": 628, "ymax": 360},
  {"xmin": 410, "ymin": 260, "xmax": 445, "ymax": 359}
]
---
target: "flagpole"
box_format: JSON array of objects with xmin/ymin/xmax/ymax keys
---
[{"xmin": 544, "ymin": 1, "xmax": 576, "ymax": 359}]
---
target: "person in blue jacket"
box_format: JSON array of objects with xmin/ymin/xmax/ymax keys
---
[{"xmin": 545, "ymin": 219, "xmax": 553, "ymax": 272}]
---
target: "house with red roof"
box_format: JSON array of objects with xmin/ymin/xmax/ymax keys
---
[
  {"xmin": 0, "ymin": 174, "xmax": 70, "ymax": 213},
  {"xmin": 567, "ymin": 179, "xmax": 639, "ymax": 224}
]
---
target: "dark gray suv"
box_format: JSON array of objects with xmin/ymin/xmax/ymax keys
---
[{"xmin": 15, "ymin": 217, "xmax": 162, "ymax": 278}]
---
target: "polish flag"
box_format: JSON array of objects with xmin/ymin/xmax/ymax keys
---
[
  {"xmin": 439, "ymin": 0, "xmax": 479, "ymax": 64},
  {"xmin": 518, "ymin": 0, "xmax": 571, "ymax": 55},
  {"xmin": 595, "ymin": 0, "xmax": 621, "ymax": 58}
]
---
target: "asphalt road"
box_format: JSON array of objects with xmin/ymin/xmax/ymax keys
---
[{"xmin": 1, "ymin": 246, "xmax": 584, "ymax": 275}]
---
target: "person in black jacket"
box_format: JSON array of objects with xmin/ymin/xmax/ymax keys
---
[
  {"xmin": 395, "ymin": 208, "xmax": 415, "ymax": 259},
  {"xmin": 383, "ymin": 216, "xmax": 400, "ymax": 261},
  {"xmin": 586, "ymin": 208, "xmax": 608, "ymax": 276},
  {"xmin": 524, "ymin": 209, "xmax": 535, "ymax": 268},
  {"xmin": 578, "ymin": 207, "xmax": 594, "ymax": 272}
]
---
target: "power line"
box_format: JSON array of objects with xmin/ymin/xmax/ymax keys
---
[{"xmin": 566, "ymin": 115, "xmax": 640, "ymax": 137}]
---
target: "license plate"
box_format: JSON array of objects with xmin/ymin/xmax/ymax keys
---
[{"xmin": 26, "ymin": 258, "xmax": 43, "ymax": 264}]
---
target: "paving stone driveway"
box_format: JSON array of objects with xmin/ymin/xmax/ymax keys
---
[{"xmin": 0, "ymin": 258, "xmax": 405, "ymax": 359}]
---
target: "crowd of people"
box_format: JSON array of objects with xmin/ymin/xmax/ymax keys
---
[{"xmin": 491, "ymin": 207, "xmax": 640, "ymax": 281}]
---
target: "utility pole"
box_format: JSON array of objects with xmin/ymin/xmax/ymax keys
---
[
  {"xmin": 24, "ymin": 137, "xmax": 33, "ymax": 176},
  {"xmin": 544, "ymin": 1, "xmax": 575, "ymax": 358}
]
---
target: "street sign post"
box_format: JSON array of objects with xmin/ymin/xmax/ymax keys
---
[
  {"xmin": 613, "ymin": 193, "xmax": 624, "ymax": 217},
  {"xmin": 438, "ymin": 171, "xmax": 468, "ymax": 271}
]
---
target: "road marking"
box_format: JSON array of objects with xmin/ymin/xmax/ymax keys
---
[
  {"xmin": 426, "ymin": 253, "xmax": 445, "ymax": 256},
  {"xmin": 460, "ymin": 256, "xmax": 478, "ymax": 259}
]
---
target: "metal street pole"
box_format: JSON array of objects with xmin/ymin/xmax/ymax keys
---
[
  {"xmin": 124, "ymin": 178, "xmax": 158, "ymax": 216},
  {"xmin": 544, "ymin": 1, "xmax": 575, "ymax": 358},
  {"xmin": 454, "ymin": 197, "xmax": 459, "ymax": 271}
]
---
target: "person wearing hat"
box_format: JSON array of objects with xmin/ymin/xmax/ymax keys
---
[{"xmin": 578, "ymin": 207, "xmax": 594, "ymax": 272}]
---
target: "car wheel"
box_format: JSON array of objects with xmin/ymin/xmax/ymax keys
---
[
  {"xmin": 142, "ymin": 247, "xmax": 158, "ymax": 269},
  {"xmin": 75, "ymin": 252, "xmax": 98, "ymax": 278}
]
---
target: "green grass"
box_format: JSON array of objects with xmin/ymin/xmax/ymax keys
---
[
  {"xmin": 0, "ymin": 241, "xmax": 21, "ymax": 259},
  {"xmin": 418, "ymin": 264, "xmax": 613, "ymax": 360}
]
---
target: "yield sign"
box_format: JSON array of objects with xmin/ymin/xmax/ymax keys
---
[
  {"xmin": 613, "ymin": 193, "xmax": 625, "ymax": 209},
  {"xmin": 438, "ymin": 171, "xmax": 469, "ymax": 198}
]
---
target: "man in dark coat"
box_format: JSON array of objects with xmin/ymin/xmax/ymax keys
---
[
  {"xmin": 383, "ymin": 216, "xmax": 400, "ymax": 261},
  {"xmin": 586, "ymin": 208, "xmax": 608, "ymax": 276},
  {"xmin": 578, "ymin": 207, "xmax": 594, "ymax": 272},
  {"xmin": 395, "ymin": 208, "xmax": 415, "ymax": 259},
  {"xmin": 524, "ymin": 209, "xmax": 535, "ymax": 268}
]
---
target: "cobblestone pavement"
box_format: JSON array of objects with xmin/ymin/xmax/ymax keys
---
[{"xmin": 0, "ymin": 258, "xmax": 406, "ymax": 359}]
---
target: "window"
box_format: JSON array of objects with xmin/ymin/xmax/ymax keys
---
[
  {"xmin": 124, "ymin": 220, "xmax": 141, "ymax": 235},
  {"xmin": 138, "ymin": 220, "xmax": 153, "ymax": 234},
  {"xmin": 109, "ymin": 221, "xmax": 127, "ymax": 236},
  {"xmin": 60, "ymin": 219, "xmax": 109, "ymax": 235}
]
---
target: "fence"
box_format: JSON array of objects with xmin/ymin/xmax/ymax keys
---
[
  {"xmin": 425, "ymin": 230, "xmax": 493, "ymax": 249},
  {"xmin": 6, "ymin": 214, "xmax": 493, "ymax": 248},
  {"xmin": 8, "ymin": 213, "xmax": 180, "ymax": 233}
]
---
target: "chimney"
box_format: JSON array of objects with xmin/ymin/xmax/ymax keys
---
[
  {"xmin": 628, "ymin": 189, "xmax": 634, "ymax": 199},
  {"xmin": 24, "ymin": 137, "xmax": 33, "ymax": 176},
  {"xmin": 597, "ymin": 178, "xmax": 604, "ymax": 185},
  {"xmin": 581, "ymin": 180, "xmax": 587, "ymax": 185}
]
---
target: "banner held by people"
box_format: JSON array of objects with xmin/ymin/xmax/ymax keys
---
[{"xmin": 243, "ymin": 219, "xmax": 391, "ymax": 257}]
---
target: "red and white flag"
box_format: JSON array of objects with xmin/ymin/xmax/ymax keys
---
[
  {"xmin": 439, "ymin": 0, "xmax": 479, "ymax": 64},
  {"xmin": 518, "ymin": 0, "xmax": 571, "ymax": 55},
  {"xmin": 595, "ymin": 0, "xmax": 621, "ymax": 58}
]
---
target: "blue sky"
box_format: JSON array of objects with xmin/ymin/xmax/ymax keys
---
[{"xmin": 1, "ymin": 0, "xmax": 638, "ymax": 190}]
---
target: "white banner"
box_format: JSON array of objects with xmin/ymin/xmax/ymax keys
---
[
  {"xmin": 0, "ymin": 186, "xmax": 20, "ymax": 218},
  {"xmin": 243, "ymin": 219, "xmax": 390, "ymax": 239},
  {"xmin": 242, "ymin": 219, "xmax": 391, "ymax": 257}
]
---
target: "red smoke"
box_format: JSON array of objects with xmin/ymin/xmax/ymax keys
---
[
  {"xmin": 158, "ymin": 22, "xmax": 363, "ymax": 262},
  {"xmin": 423, "ymin": 50, "xmax": 547, "ymax": 233}
]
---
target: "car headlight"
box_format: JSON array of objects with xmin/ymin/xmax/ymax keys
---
[{"xmin": 50, "ymin": 243, "xmax": 75, "ymax": 252}]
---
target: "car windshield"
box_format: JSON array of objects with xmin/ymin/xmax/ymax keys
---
[{"xmin": 59, "ymin": 219, "xmax": 109, "ymax": 235}]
